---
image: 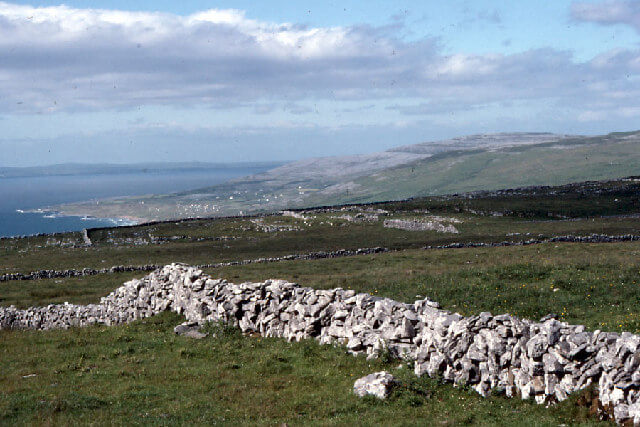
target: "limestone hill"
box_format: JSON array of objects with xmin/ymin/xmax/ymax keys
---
[{"xmin": 53, "ymin": 130, "xmax": 640, "ymax": 222}]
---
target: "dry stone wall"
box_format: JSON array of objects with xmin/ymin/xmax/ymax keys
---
[
  {"xmin": 1, "ymin": 263, "xmax": 639, "ymax": 424},
  {"xmin": 0, "ymin": 247, "xmax": 387, "ymax": 282},
  {"xmin": 3, "ymin": 234, "xmax": 639, "ymax": 283}
]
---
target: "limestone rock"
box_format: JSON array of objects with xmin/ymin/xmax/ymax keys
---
[
  {"xmin": 174, "ymin": 321, "xmax": 208, "ymax": 339},
  {"xmin": 353, "ymin": 371, "xmax": 396, "ymax": 399}
]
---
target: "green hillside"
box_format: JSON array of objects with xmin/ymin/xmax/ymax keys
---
[{"xmin": 306, "ymin": 132, "xmax": 640, "ymax": 206}]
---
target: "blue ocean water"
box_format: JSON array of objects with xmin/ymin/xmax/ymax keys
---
[{"xmin": 0, "ymin": 166, "xmax": 270, "ymax": 238}]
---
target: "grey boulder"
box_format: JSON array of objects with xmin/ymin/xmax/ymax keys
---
[
  {"xmin": 174, "ymin": 321, "xmax": 208, "ymax": 339},
  {"xmin": 353, "ymin": 371, "xmax": 397, "ymax": 399}
]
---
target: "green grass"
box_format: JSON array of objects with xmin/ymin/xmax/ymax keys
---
[
  {"xmin": 0, "ymin": 312, "xmax": 605, "ymax": 425},
  {"xmin": 209, "ymin": 242, "xmax": 640, "ymax": 333},
  {"xmin": 0, "ymin": 272, "xmax": 142, "ymax": 308},
  {"xmin": 2, "ymin": 210, "xmax": 639, "ymax": 275},
  {"xmin": 4, "ymin": 242, "xmax": 640, "ymax": 335},
  {"xmin": 2, "ymin": 178, "xmax": 639, "ymax": 276},
  {"xmin": 2, "ymin": 177, "xmax": 639, "ymax": 424},
  {"xmin": 310, "ymin": 137, "xmax": 640, "ymax": 206}
]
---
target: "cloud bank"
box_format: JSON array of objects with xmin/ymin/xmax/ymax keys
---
[
  {"xmin": 0, "ymin": 1, "xmax": 638, "ymax": 119},
  {"xmin": 572, "ymin": 0, "xmax": 640, "ymax": 32}
]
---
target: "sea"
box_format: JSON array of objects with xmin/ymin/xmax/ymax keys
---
[{"xmin": 0, "ymin": 165, "xmax": 272, "ymax": 238}]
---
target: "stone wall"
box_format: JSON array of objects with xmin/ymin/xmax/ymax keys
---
[
  {"xmin": 1, "ymin": 263, "xmax": 639, "ymax": 424},
  {"xmin": 0, "ymin": 247, "xmax": 387, "ymax": 282},
  {"xmin": 3, "ymin": 234, "xmax": 639, "ymax": 283}
]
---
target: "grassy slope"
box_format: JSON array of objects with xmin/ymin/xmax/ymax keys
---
[
  {"xmin": 2, "ymin": 213, "xmax": 639, "ymax": 274},
  {"xmin": 2, "ymin": 178, "xmax": 640, "ymax": 425},
  {"xmin": 0, "ymin": 312, "xmax": 602, "ymax": 426},
  {"xmin": 2, "ymin": 242, "xmax": 632, "ymax": 425},
  {"xmin": 2, "ymin": 178, "xmax": 639, "ymax": 275},
  {"xmin": 308, "ymin": 137, "xmax": 640, "ymax": 206}
]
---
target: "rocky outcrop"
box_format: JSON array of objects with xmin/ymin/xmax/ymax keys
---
[
  {"xmin": 384, "ymin": 218, "xmax": 460, "ymax": 233},
  {"xmin": 81, "ymin": 229, "xmax": 92, "ymax": 246},
  {"xmin": 0, "ymin": 265, "xmax": 160, "ymax": 282},
  {"xmin": 250, "ymin": 218, "xmax": 301, "ymax": 233},
  {"xmin": 426, "ymin": 233, "xmax": 640, "ymax": 249},
  {"xmin": 413, "ymin": 308, "xmax": 639, "ymax": 419},
  {"xmin": 2, "ymin": 263, "xmax": 640, "ymax": 423}
]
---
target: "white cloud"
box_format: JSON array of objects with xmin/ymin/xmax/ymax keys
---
[
  {"xmin": 572, "ymin": 0, "xmax": 640, "ymax": 32},
  {"xmin": 0, "ymin": 2, "xmax": 415, "ymax": 112},
  {"xmin": 433, "ymin": 54, "xmax": 500, "ymax": 77},
  {"xmin": 0, "ymin": 0, "xmax": 638, "ymax": 126}
]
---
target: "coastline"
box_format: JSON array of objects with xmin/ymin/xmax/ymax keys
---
[
  {"xmin": 24, "ymin": 206, "xmax": 142, "ymax": 225},
  {"xmin": 0, "ymin": 209, "xmax": 141, "ymax": 239},
  {"xmin": 1, "ymin": 163, "xmax": 284, "ymax": 238}
]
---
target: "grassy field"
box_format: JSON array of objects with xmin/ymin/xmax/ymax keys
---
[
  {"xmin": 2, "ymin": 178, "xmax": 639, "ymax": 425},
  {"xmin": 0, "ymin": 312, "xmax": 604, "ymax": 425},
  {"xmin": 208, "ymin": 242, "xmax": 640, "ymax": 333},
  {"xmin": 4, "ymin": 242, "xmax": 640, "ymax": 334},
  {"xmin": 2, "ymin": 178, "xmax": 640, "ymax": 275},
  {"xmin": 4, "ymin": 213, "xmax": 640, "ymax": 274}
]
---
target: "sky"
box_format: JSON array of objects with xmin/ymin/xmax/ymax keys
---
[{"xmin": 1, "ymin": 0, "xmax": 639, "ymax": 166}]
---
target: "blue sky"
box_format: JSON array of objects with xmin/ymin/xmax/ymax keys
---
[{"xmin": 1, "ymin": 0, "xmax": 640, "ymax": 166}]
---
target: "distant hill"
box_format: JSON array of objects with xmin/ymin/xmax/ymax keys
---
[
  {"xmin": 0, "ymin": 161, "xmax": 284, "ymax": 178},
  {"xmin": 302, "ymin": 130, "xmax": 640, "ymax": 206},
  {"xmin": 52, "ymin": 130, "xmax": 640, "ymax": 222},
  {"xmin": 388, "ymin": 132, "xmax": 576, "ymax": 155}
]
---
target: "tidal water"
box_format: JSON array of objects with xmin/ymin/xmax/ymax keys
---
[{"xmin": 0, "ymin": 166, "xmax": 270, "ymax": 238}]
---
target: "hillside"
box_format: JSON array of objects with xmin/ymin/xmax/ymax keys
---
[
  {"xmin": 51, "ymin": 131, "xmax": 640, "ymax": 222},
  {"xmin": 2, "ymin": 177, "xmax": 640, "ymax": 424},
  {"xmin": 305, "ymin": 130, "xmax": 640, "ymax": 206}
]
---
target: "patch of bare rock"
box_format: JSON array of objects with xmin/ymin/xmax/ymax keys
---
[
  {"xmin": 1, "ymin": 263, "xmax": 639, "ymax": 424},
  {"xmin": 383, "ymin": 217, "xmax": 461, "ymax": 233}
]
